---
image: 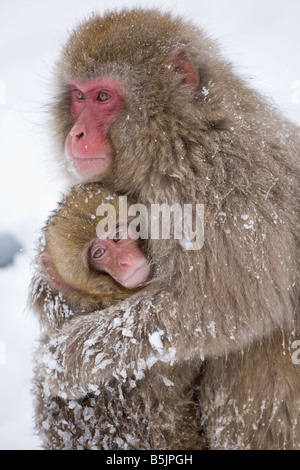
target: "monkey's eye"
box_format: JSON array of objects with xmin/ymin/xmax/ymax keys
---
[
  {"xmin": 75, "ymin": 89, "xmax": 84, "ymax": 100},
  {"xmin": 92, "ymin": 247, "xmax": 106, "ymax": 259},
  {"xmin": 97, "ymin": 92, "xmax": 112, "ymax": 102}
]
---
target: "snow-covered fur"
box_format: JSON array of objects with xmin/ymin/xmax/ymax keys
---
[
  {"xmin": 31, "ymin": 9, "xmax": 300, "ymax": 449},
  {"xmin": 30, "ymin": 183, "xmax": 204, "ymax": 449}
]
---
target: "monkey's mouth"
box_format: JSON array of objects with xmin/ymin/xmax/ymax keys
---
[
  {"xmin": 122, "ymin": 261, "xmax": 150, "ymax": 289},
  {"xmin": 67, "ymin": 154, "xmax": 110, "ymax": 176}
]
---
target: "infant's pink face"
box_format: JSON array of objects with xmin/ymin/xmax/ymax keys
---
[{"xmin": 88, "ymin": 224, "xmax": 150, "ymax": 288}]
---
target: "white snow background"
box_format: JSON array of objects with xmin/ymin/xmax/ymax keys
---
[{"xmin": 0, "ymin": 0, "xmax": 299, "ymax": 450}]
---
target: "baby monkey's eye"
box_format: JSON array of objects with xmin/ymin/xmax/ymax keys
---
[
  {"xmin": 92, "ymin": 247, "xmax": 106, "ymax": 259},
  {"xmin": 97, "ymin": 92, "xmax": 112, "ymax": 102}
]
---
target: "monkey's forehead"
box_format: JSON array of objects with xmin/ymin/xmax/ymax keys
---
[
  {"xmin": 48, "ymin": 183, "xmax": 133, "ymax": 227},
  {"xmin": 68, "ymin": 182, "xmax": 118, "ymax": 202},
  {"xmin": 59, "ymin": 9, "xmax": 202, "ymax": 81}
]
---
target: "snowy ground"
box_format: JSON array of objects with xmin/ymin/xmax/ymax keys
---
[{"xmin": 0, "ymin": 0, "xmax": 299, "ymax": 450}]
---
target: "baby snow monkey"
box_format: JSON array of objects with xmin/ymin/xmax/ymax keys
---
[
  {"xmin": 34, "ymin": 182, "xmax": 150, "ymax": 331},
  {"xmin": 30, "ymin": 182, "xmax": 203, "ymax": 450}
]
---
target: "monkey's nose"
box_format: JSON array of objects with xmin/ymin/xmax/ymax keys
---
[
  {"xmin": 70, "ymin": 123, "xmax": 85, "ymax": 140},
  {"xmin": 74, "ymin": 130, "xmax": 85, "ymax": 141},
  {"xmin": 118, "ymin": 254, "xmax": 132, "ymax": 267}
]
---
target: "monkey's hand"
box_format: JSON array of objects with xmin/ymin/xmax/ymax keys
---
[{"xmin": 36, "ymin": 292, "xmax": 183, "ymax": 400}]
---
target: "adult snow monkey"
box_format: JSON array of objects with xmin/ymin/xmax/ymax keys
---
[
  {"xmin": 30, "ymin": 9, "xmax": 300, "ymax": 449},
  {"xmin": 31, "ymin": 182, "xmax": 203, "ymax": 450}
]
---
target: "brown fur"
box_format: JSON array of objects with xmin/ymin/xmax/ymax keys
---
[
  {"xmin": 201, "ymin": 331, "xmax": 300, "ymax": 449},
  {"xmin": 31, "ymin": 9, "xmax": 300, "ymax": 449},
  {"xmin": 30, "ymin": 183, "xmax": 204, "ymax": 449},
  {"xmin": 30, "ymin": 183, "xmax": 134, "ymax": 332}
]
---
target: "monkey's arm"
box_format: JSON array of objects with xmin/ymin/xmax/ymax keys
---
[
  {"xmin": 36, "ymin": 292, "xmax": 174, "ymax": 399},
  {"xmin": 36, "ymin": 288, "xmax": 274, "ymax": 400}
]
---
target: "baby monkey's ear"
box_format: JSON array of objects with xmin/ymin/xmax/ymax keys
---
[{"xmin": 40, "ymin": 253, "xmax": 68, "ymax": 292}]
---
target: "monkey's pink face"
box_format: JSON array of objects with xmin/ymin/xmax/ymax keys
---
[
  {"xmin": 65, "ymin": 78, "xmax": 124, "ymax": 179},
  {"xmin": 89, "ymin": 224, "xmax": 150, "ymax": 289}
]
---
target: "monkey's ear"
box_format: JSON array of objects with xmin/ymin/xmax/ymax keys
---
[
  {"xmin": 169, "ymin": 50, "xmax": 199, "ymax": 90},
  {"xmin": 40, "ymin": 253, "xmax": 67, "ymax": 291}
]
